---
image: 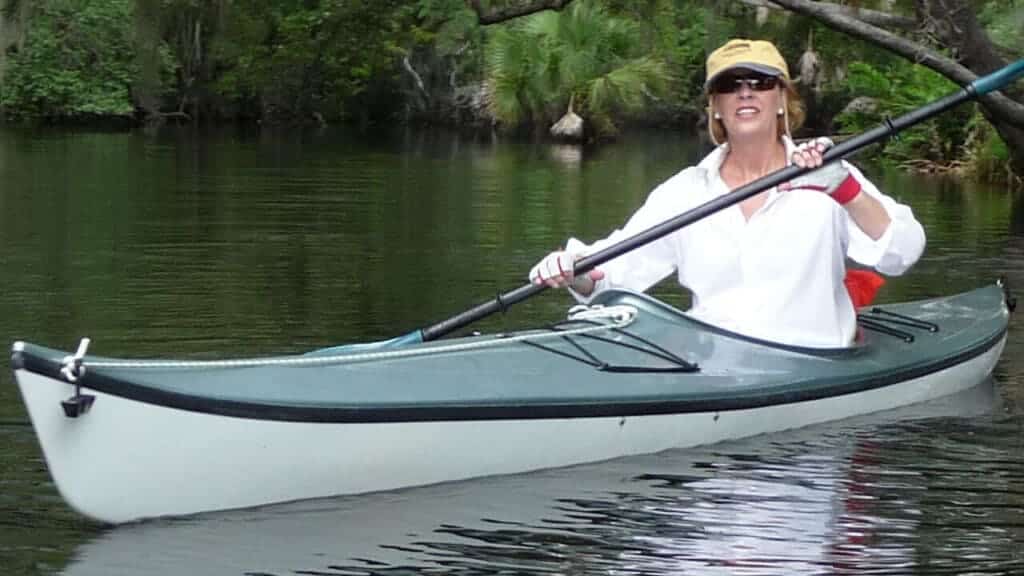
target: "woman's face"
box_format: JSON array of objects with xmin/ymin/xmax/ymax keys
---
[{"xmin": 710, "ymin": 69, "xmax": 784, "ymax": 144}]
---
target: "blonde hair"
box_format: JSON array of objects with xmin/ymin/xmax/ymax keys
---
[{"xmin": 707, "ymin": 81, "xmax": 804, "ymax": 145}]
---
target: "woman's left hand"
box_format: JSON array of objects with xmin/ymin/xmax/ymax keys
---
[{"xmin": 781, "ymin": 137, "xmax": 861, "ymax": 205}]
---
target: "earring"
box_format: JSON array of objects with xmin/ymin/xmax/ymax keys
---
[
  {"xmin": 777, "ymin": 107, "xmax": 784, "ymax": 116},
  {"xmin": 713, "ymin": 112, "xmax": 721, "ymax": 120}
]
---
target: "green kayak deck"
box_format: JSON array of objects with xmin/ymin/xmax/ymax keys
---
[{"xmin": 12, "ymin": 283, "xmax": 1010, "ymax": 422}]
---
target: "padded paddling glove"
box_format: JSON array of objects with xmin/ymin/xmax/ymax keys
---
[
  {"xmin": 530, "ymin": 250, "xmax": 575, "ymax": 287},
  {"xmin": 529, "ymin": 250, "xmax": 603, "ymax": 291},
  {"xmin": 780, "ymin": 137, "xmax": 862, "ymax": 205}
]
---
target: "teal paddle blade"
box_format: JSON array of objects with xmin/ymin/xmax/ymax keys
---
[{"xmin": 972, "ymin": 60, "xmax": 1024, "ymax": 95}]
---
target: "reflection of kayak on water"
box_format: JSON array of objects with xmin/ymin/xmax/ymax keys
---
[
  {"xmin": 12, "ymin": 284, "xmax": 1011, "ymax": 523},
  {"xmin": 59, "ymin": 381, "xmax": 1000, "ymax": 576}
]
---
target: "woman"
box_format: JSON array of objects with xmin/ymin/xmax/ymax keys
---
[{"xmin": 529, "ymin": 38, "xmax": 925, "ymax": 348}]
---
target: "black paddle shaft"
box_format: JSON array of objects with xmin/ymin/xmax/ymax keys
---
[{"xmin": 419, "ymin": 76, "xmax": 1001, "ymax": 342}]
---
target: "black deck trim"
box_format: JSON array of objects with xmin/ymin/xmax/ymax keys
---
[{"xmin": 11, "ymin": 326, "xmax": 1007, "ymax": 424}]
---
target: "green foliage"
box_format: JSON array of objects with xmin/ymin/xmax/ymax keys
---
[
  {"xmin": 731, "ymin": 0, "xmax": 1021, "ymax": 177},
  {"xmin": 962, "ymin": 112, "xmax": 1016, "ymax": 182},
  {"xmin": 607, "ymin": 0, "xmax": 709, "ymax": 114},
  {"xmin": 485, "ymin": 0, "xmax": 672, "ymax": 135},
  {"xmin": 978, "ymin": 1, "xmax": 1024, "ymax": 54},
  {"xmin": 211, "ymin": 0, "xmax": 408, "ymax": 122},
  {"xmin": 0, "ymin": 0, "xmax": 1018, "ymax": 182},
  {"xmin": 409, "ymin": 0, "xmax": 479, "ymax": 53},
  {"xmin": 399, "ymin": 0, "xmax": 486, "ymax": 114},
  {"xmin": 1, "ymin": 0, "xmax": 138, "ymax": 121},
  {"xmin": 841, "ymin": 62, "xmax": 891, "ymax": 97},
  {"xmin": 486, "ymin": 23, "xmax": 546, "ymax": 125},
  {"xmin": 834, "ymin": 61, "xmax": 970, "ymax": 166}
]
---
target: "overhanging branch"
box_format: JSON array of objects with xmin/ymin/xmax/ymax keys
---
[
  {"xmin": 767, "ymin": 0, "xmax": 1024, "ymax": 128},
  {"xmin": 466, "ymin": 0, "xmax": 576, "ymax": 25},
  {"xmin": 736, "ymin": 0, "xmax": 915, "ymax": 30}
]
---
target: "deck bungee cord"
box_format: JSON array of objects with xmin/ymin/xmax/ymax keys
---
[{"xmin": 49, "ymin": 304, "xmax": 640, "ymax": 379}]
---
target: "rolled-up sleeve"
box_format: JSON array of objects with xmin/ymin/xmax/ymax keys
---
[{"xmin": 844, "ymin": 163, "xmax": 926, "ymax": 276}]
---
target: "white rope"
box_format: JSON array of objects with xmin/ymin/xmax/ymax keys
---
[{"xmin": 74, "ymin": 305, "xmax": 638, "ymax": 372}]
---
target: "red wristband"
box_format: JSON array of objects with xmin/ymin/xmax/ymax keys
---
[{"xmin": 831, "ymin": 175, "xmax": 861, "ymax": 205}]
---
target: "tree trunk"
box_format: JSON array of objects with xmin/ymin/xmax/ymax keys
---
[
  {"xmin": 913, "ymin": 0, "xmax": 1024, "ymax": 172},
  {"xmin": 134, "ymin": 0, "xmax": 164, "ymax": 120},
  {"xmin": 768, "ymin": 0, "xmax": 1024, "ymax": 173}
]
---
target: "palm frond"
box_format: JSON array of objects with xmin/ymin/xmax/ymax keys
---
[
  {"xmin": 483, "ymin": 0, "xmax": 671, "ymax": 132},
  {"xmin": 587, "ymin": 57, "xmax": 670, "ymax": 114}
]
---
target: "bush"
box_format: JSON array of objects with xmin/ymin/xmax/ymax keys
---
[
  {"xmin": 834, "ymin": 61, "xmax": 971, "ymax": 168},
  {"xmin": 1, "ymin": 0, "xmax": 138, "ymax": 121}
]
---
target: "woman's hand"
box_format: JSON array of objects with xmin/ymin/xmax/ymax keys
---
[
  {"xmin": 781, "ymin": 137, "xmax": 862, "ymax": 205},
  {"xmin": 529, "ymin": 250, "xmax": 604, "ymax": 294},
  {"xmin": 790, "ymin": 136, "xmax": 830, "ymax": 168},
  {"xmin": 784, "ymin": 137, "xmax": 892, "ymax": 239}
]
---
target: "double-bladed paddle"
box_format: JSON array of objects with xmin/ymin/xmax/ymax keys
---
[{"xmin": 402, "ymin": 60, "xmax": 1024, "ymax": 344}]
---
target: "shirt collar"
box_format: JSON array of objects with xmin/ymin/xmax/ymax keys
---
[{"xmin": 700, "ymin": 135, "xmax": 798, "ymax": 199}]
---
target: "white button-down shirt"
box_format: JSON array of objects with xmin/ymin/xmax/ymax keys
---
[{"xmin": 567, "ymin": 138, "xmax": 926, "ymax": 348}]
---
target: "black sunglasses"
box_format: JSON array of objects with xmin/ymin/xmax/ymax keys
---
[{"xmin": 710, "ymin": 73, "xmax": 781, "ymax": 94}]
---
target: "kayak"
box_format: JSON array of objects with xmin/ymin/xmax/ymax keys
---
[{"xmin": 11, "ymin": 282, "xmax": 1012, "ymax": 524}]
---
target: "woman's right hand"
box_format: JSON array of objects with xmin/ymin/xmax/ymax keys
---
[{"xmin": 529, "ymin": 250, "xmax": 604, "ymax": 293}]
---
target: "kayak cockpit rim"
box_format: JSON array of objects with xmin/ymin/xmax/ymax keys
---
[{"xmin": 592, "ymin": 289, "xmax": 903, "ymax": 357}]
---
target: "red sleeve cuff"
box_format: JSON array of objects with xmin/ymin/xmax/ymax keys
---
[{"xmin": 831, "ymin": 175, "xmax": 862, "ymax": 205}]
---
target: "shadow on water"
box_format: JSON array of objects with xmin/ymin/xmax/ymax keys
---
[{"xmin": 55, "ymin": 381, "xmax": 1024, "ymax": 576}]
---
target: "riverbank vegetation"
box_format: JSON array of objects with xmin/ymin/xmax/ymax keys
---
[{"xmin": 0, "ymin": 0, "xmax": 1021, "ymax": 183}]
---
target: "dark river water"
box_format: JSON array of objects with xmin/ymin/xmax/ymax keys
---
[{"xmin": 0, "ymin": 126, "xmax": 1021, "ymax": 575}]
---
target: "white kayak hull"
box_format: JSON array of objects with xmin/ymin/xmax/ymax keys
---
[{"xmin": 14, "ymin": 334, "xmax": 1005, "ymax": 524}]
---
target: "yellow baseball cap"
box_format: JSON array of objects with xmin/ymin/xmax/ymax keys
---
[{"xmin": 705, "ymin": 39, "xmax": 790, "ymax": 92}]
